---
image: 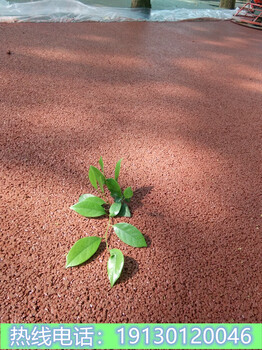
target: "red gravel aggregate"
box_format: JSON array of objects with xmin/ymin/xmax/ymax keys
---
[{"xmin": 0, "ymin": 20, "xmax": 261, "ymax": 324}]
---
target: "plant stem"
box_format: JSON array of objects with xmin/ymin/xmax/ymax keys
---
[
  {"xmin": 99, "ymin": 189, "xmax": 110, "ymax": 205},
  {"xmin": 104, "ymin": 217, "xmax": 112, "ymax": 252}
]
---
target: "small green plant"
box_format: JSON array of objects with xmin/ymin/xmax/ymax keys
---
[{"xmin": 66, "ymin": 157, "xmax": 147, "ymax": 287}]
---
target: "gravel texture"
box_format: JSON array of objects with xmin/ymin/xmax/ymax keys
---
[{"xmin": 0, "ymin": 20, "xmax": 261, "ymax": 324}]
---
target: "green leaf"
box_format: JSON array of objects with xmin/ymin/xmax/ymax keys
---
[
  {"xmin": 106, "ymin": 178, "xmax": 122, "ymax": 200},
  {"xmin": 88, "ymin": 166, "xmax": 97, "ymax": 189},
  {"xmin": 109, "ymin": 202, "xmax": 122, "ymax": 217},
  {"xmin": 78, "ymin": 194, "xmax": 105, "ymax": 206},
  {"xmin": 114, "ymin": 197, "xmax": 122, "ymax": 203},
  {"xmin": 118, "ymin": 202, "xmax": 131, "ymax": 217},
  {"xmin": 88, "ymin": 166, "xmax": 106, "ymax": 193},
  {"xmin": 99, "ymin": 157, "xmax": 104, "ymax": 173},
  {"xmin": 107, "ymin": 248, "xmax": 124, "ymax": 287},
  {"xmin": 79, "ymin": 194, "xmax": 94, "ymax": 202},
  {"xmin": 66, "ymin": 236, "xmax": 101, "ymax": 268},
  {"xmin": 114, "ymin": 159, "xmax": 122, "ymax": 182},
  {"xmin": 123, "ymin": 187, "xmax": 133, "ymax": 199},
  {"xmin": 113, "ymin": 223, "xmax": 147, "ymax": 247},
  {"xmin": 71, "ymin": 201, "xmax": 106, "ymax": 217}
]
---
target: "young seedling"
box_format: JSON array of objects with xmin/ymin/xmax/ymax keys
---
[{"xmin": 66, "ymin": 157, "xmax": 147, "ymax": 287}]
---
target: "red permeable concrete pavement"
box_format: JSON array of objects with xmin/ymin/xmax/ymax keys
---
[{"xmin": 0, "ymin": 20, "xmax": 261, "ymax": 323}]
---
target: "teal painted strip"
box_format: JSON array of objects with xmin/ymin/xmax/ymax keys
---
[{"xmin": 1, "ymin": 324, "xmax": 261, "ymax": 349}]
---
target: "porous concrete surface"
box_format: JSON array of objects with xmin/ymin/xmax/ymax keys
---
[{"xmin": 0, "ymin": 21, "xmax": 261, "ymax": 323}]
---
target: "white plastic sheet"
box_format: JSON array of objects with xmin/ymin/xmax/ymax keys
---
[{"xmin": 0, "ymin": 0, "xmax": 235, "ymax": 22}]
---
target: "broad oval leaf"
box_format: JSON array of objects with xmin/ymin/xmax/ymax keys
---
[
  {"xmin": 88, "ymin": 166, "xmax": 97, "ymax": 189},
  {"xmin": 113, "ymin": 223, "xmax": 147, "ymax": 247},
  {"xmin": 109, "ymin": 202, "xmax": 122, "ymax": 217},
  {"xmin": 99, "ymin": 157, "xmax": 104, "ymax": 173},
  {"xmin": 114, "ymin": 197, "xmax": 122, "ymax": 203},
  {"xmin": 89, "ymin": 166, "xmax": 106, "ymax": 192},
  {"xmin": 66, "ymin": 236, "xmax": 101, "ymax": 268},
  {"xmin": 123, "ymin": 187, "xmax": 133, "ymax": 199},
  {"xmin": 106, "ymin": 178, "xmax": 122, "ymax": 199},
  {"xmin": 107, "ymin": 248, "xmax": 124, "ymax": 287},
  {"xmin": 91, "ymin": 166, "xmax": 105, "ymax": 183},
  {"xmin": 79, "ymin": 194, "xmax": 95, "ymax": 202},
  {"xmin": 78, "ymin": 194, "xmax": 105, "ymax": 206},
  {"xmin": 71, "ymin": 201, "xmax": 106, "ymax": 217},
  {"xmin": 118, "ymin": 202, "xmax": 131, "ymax": 218},
  {"xmin": 114, "ymin": 159, "xmax": 122, "ymax": 182}
]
